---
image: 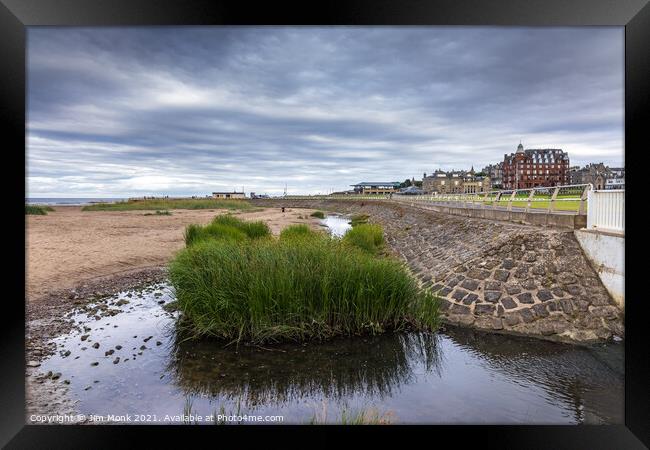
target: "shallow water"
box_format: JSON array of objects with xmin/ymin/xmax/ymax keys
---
[
  {"xmin": 34, "ymin": 215, "xmax": 624, "ymax": 424},
  {"xmin": 36, "ymin": 286, "xmax": 623, "ymax": 425},
  {"xmin": 319, "ymin": 214, "xmax": 351, "ymax": 237}
]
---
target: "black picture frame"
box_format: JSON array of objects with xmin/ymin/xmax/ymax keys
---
[{"xmin": 2, "ymin": 0, "xmax": 648, "ymax": 447}]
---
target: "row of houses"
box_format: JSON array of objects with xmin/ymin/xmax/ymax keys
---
[
  {"xmin": 569, "ymin": 163, "xmax": 625, "ymax": 190},
  {"xmin": 349, "ymin": 142, "xmax": 623, "ymax": 196},
  {"xmin": 421, "ymin": 168, "xmax": 491, "ymax": 194}
]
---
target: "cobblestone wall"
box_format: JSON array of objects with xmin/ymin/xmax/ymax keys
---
[{"xmin": 251, "ymin": 199, "xmax": 624, "ymax": 343}]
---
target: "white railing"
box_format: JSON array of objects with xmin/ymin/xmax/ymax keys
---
[
  {"xmin": 280, "ymin": 184, "xmax": 593, "ymax": 214},
  {"xmin": 586, "ymin": 190, "xmax": 624, "ymax": 234}
]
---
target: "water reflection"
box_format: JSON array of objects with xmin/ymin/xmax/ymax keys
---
[
  {"xmin": 33, "ymin": 282, "xmax": 623, "ymax": 424},
  {"xmin": 441, "ymin": 327, "xmax": 623, "ymax": 424},
  {"xmin": 320, "ymin": 214, "xmax": 351, "ymax": 237},
  {"xmin": 167, "ymin": 331, "xmax": 443, "ymax": 408}
]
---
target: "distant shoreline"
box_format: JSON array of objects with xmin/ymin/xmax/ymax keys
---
[{"xmin": 26, "ymin": 198, "xmax": 126, "ymax": 206}]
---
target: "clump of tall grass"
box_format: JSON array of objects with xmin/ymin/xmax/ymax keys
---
[
  {"xmin": 184, "ymin": 215, "xmax": 271, "ymax": 246},
  {"xmin": 213, "ymin": 215, "xmax": 270, "ymax": 239},
  {"xmin": 82, "ymin": 198, "xmax": 253, "ymax": 211},
  {"xmin": 349, "ymin": 213, "xmax": 369, "ymax": 227},
  {"xmin": 342, "ymin": 224, "xmax": 384, "ymax": 255},
  {"xmin": 184, "ymin": 223, "xmax": 249, "ymax": 246},
  {"xmin": 144, "ymin": 210, "xmax": 172, "ymax": 216},
  {"xmin": 169, "ymin": 232, "xmax": 439, "ymax": 344},
  {"xmin": 26, "ymin": 205, "xmax": 54, "ymax": 215},
  {"xmin": 310, "ymin": 211, "xmax": 325, "ymax": 219},
  {"xmin": 279, "ymin": 224, "xmax": 317, "ymax": 240}
]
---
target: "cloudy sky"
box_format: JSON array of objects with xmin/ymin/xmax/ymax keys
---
[{"xmin": 27, "ymin": 27, "xmax": 624, "ymax": 197}]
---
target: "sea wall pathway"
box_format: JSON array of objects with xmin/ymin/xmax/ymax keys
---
[{"xmin": 251, "ymin": 199, "xmax": 623, "ymax": 344}]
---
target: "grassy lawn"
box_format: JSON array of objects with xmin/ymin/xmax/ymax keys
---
[
  {"xmin": 82, "ymin": 198, "xmax": 254, "ymax": 211},
  {"xmin": 482, "ymin": 199, "xmax": 584, "ymax": 211},
  {"xmin": 435, "ymin": 194, "xmax": 584, "ymax": 212}
]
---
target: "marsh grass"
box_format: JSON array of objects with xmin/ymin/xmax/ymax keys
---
[
  {"xmin": 26, "ymin": 205, "xmax": 54, "ymax": 215},
  {"xmin": 184, "ymin": 215, "xmax": 271, "ymax": 246},
  {"xmin": 279, "ymin": 224, "xmax": 318, "ymax": 240},
  {"xmin": 342, "ymin": 224, "xmax": 384, "ymax": 255},
  {"xmin": 82, "ymin": 198, "xmax": 253, "ymax": 211},
  {"xmin": 310, "ymin": 211, "xmax": 325, "ymax": 219},
  {"xmin": 169, "ymin": 225, "xmax": 439, "ymax": 344}
]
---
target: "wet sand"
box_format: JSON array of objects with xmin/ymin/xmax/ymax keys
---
[{"xmin": 26, "ymin": 205, "xmax": 321, "ymax": 302}]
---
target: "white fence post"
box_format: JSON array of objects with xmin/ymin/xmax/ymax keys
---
[{"xmin": 587, "ymin": 190, "xmax": 624, "ymax": 233}]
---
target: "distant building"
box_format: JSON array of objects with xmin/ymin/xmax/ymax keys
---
[
  {"xmin": 212, "ymin": 191, "xmax": 246, "ymax": 199},
  {"xmin": 568, "ymin": 166, "xmax": 582, "ymax": 185},
  {"xmin": 397, "ymin": 185, "xmax": 425, "ymax": 195},
  {"xmin": 482, "ymin": 162, "xmax": 503, "ymax": 188},
  {"xmin": 350, "ymin": 182, "xmax": 401, "ymax": 195},
  {"xmin": 502, "ymin": 143, "xmax": 569, "ymax": 189},
  {"xmin": 609, "ymin": 167, "xmax": 625, "ymax": 178},
  {"xmin": 422, "ymin": 168, "xmax": 491, "ymax": 194},
  {"xmin": 569, "ymin": 163, "xmax": 624, "ymax": 190},
  {"xmin": 605, "ymin": 177, "xmax": 625, "ymax": 190},
  {"xmin": 249, "ymin": 192, "xmax": 271, "ymax": 199}
]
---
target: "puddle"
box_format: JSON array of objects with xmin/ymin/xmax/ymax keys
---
[
  {"xmin": 319, "ymin": 214, "xmax": 352, "ymax": 238},
  {"xmin": 30, "ymin": 215, "xmax": 623, "ymax": 424}
]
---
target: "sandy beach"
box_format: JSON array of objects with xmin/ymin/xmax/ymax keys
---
[{"xmin": 26, "ymin": 205, "xmax": 321, "ymax": 302}]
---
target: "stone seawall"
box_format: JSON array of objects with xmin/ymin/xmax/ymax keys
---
[{"xmin": 251, "ymin": 199, "xmax": 623, "ymax": 343}]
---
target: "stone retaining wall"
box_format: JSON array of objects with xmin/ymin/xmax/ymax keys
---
[
  {"xmin": 252, "ymin": 199, "xmax": 623, "ymax": 343},
  {"xmin": 390, "ymin": 199, "xmax": 587, "ymax": 229}
]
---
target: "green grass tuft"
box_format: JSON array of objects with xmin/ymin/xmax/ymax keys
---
[
  {"xmin": 211, "ymin": 214, "xmax": 271, "ymax": 239},
  {"xmin": 169, "ymin": 229, "xmax": 439, "ymax": 344},
  {"xmin": 26, "ymin": 205, "xmax": 54, "ymax": 215},
  {"xmin": 342, "ymin": 223, "xmax": 385, "ymax": 254},
  {"xmin": 184, "ymin": 214, "xmax": 271, "ymax": 246},
  {"xmin": 279, "ymin": 224, "xmax": 318, "ymax": 240},
  {"xmin": 310, "ymin": 211, "xmax": 325, "ymax": 219},
  {"xmin": 144, "ymin": 210, "xmax": 172, "ymax": 216}
]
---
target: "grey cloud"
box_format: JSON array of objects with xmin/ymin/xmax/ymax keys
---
[{"xmin": 27, "ymin": 27, "xmax": 623, "ymax": 197}]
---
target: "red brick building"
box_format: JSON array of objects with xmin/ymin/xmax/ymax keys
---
[{"xmin": 502, "ymin": 143, "xmax": 569, "ymax": 189}]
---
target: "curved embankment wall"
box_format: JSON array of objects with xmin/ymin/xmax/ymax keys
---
[{"xmin": 251, "ymin": 199, "xmax": 623, "ymax": 344}]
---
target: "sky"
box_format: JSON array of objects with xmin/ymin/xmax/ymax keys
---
[{"xmin": 27, "ymin": 27, "xmax": 624, "ymax": 197}]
